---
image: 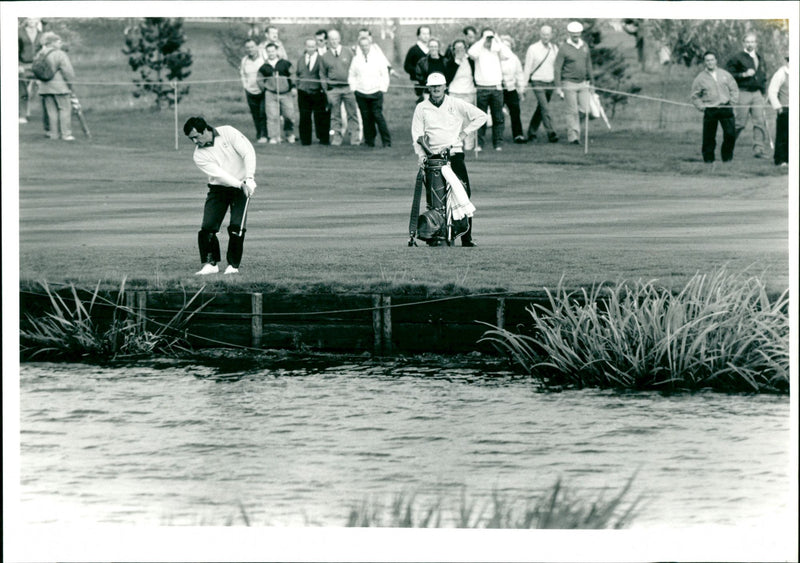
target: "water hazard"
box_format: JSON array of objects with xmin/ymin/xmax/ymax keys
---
[{"xmin": 17, "ymin": 358, "xmax": 791, "ymax": 528}]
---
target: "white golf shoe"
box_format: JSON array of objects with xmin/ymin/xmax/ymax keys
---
[
  {"xmin": 224, "ymin": 265, "xmax": 239, "ymax": 275},
  {"xmin": 195, "ymin": 263, "xmax": 219, "ymax": 275}
]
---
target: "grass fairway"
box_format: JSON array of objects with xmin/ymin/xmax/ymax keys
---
[
  {"xmin": 16, "ymin": 19, "xmax": 789, "ymax": 296},
  {"xmin": 18, "ymin": 115, "xmax": 788, "ymax": 295}
]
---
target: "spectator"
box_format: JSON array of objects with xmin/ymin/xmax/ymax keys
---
[
  {"xmin": 468, "ymin": 27, "xmax": 514, "ymax": 151},
  {"xmin": 690, "ymin": 51, "xmax": 739, "ymax": 166},
  {"xmin": 240, "ymin": 39, "xmax": 268, "ymax": 143},
  {"xmin": 19, "ymin": 17, "xmax": 43, "ymax": 124},
  {"xmin": 356, "ymin": 28, "xmax": 393, "ymax": 75},
  {"xmin": 500, "ymin": 35, "xmax": 526, "ymax": 143},
  {"xmin": 319, "ymin": 29, "xmax": 360, "ymax": 145},
  {"xmin": 445, "ymin": 39, "xmax": 477, "ymax": 150},
  {"xmin": 554, "ymin": 21, "xmax": 594, "ymax": 145},
  {"xmin": 296, "ymin": 38, "xmax": 331, "ymax": 146},
  {"xmin": 725, "ymin": 33, "xmax": 769, "ymax": 158},
  {"xmin": 259, "ymin": 25, "xmax": 288, "ymax": 60},
  {"xmin": 404, "ymin": 25, "xmax": 431, "ymax": 103},
  {"xmin": 411, "ymin": 73, "xmax": 487, "ymax": 246},
  {"xmin": 257, "ymin": 43, "xmax": 298, "ymax": 144},
  {"xmin": 414, "ymin": 37, "xmax": 448, "ymax": 90},
  {"xmin": 349, "ymin": 36, "xmax": 391, "ymax": 148},
  {"xmin": 36, "ymin": 32, "xmax": 75, "ymax": 141},
  {"xmin": 183, "ymin": 116, "xmax": 256, "ymax": 276},
  {"xmin": 445, "ymin": 25, "xmax": 479, "ymax": 59},
  {"xmin": 523, "ymin": 25, "xmax": 559, "ymax": 143},
  {"xmin": 315, "ymin": 29, "xmax": 328, "ymax": 55},
  {"xmin": 766, "ymin": 54, "xmax": 789, "ymax": 167}
]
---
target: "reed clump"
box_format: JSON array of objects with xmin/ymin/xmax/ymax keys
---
[
  {"xmin": 346, "ymin": 476, "xmax": 641, "ymax": 528},
  {"xmin": 481, "ymin": 270, "xmax": 789, "ymax": 393},
  {"xmin": 20, "ymin": 279, "xmax": 210, "ymax": 361}
]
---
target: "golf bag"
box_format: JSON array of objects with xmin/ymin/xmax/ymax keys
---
[{"xmin": 408, "ymin": 138, "xmax": 472, "ymax": 247}]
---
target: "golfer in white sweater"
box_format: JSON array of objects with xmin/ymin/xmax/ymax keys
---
[{"xmin": 184, "ymin": 116, "xmax": 257, "ymax": 275}]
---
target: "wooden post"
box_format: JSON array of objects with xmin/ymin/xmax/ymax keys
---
[
  {"xmin": 372, "ymin": 294, "xmax": 382, "ymax": 355},
  {"xmin": 125, "ymin": 290, "xmax": 136, "ymax": 331},
  {"xmin": 136, "ymin": 291, "xmax": 147, "ymax": 332},
  {"xmin": 496, "ymin": 297, "xmax": 506, "ymax": 330},
  {"xmin": 251, "ymin": 293, "xmax": 263, "ymax": 348},
  {"xmin": 381, "ymin": 295, "xmax": 392, "ymax": 355}
]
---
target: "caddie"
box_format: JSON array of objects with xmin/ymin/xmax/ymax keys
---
[
  {"xmin": 183, "ymin": 116, "xmax": 257, "ymax": 275},
  {"xmin": 411, "ymin": 72, "xmax": 487, "ymax": 246}
]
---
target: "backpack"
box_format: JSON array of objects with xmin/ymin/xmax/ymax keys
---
[{"xmin": 31, "ymin": 49, "xmax": 57, "ymax": 81}]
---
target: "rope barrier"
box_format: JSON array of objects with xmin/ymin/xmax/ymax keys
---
[{"xmin": 58, "ymin": 74, "xmax": 778, "ymax": 112}]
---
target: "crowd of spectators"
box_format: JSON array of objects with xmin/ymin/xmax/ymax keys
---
[{"xmin": 18, "ymin": 19, "xmax": 790, "ymax": 167}]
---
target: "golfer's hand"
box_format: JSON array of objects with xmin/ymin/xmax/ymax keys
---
[
  {"xmin": 241, "ymin": 178, "xmax": 256, "ymax": 197},
  {"xmin": 556, "ymin": 88, "xmax": 564, "ymax": 99}
]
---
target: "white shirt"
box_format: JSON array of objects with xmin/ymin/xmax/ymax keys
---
[
  {"xmin": 240, "ymin": 52, "xmax": 266, "ymax": 95},
  {"xmin": 193, "ymin": 126, "xmax": 256, "ymax": 188},
  {"xmin": 348, "ymin": 47, "xmax": 390, "ymax": 94},
  {"xmin": 468, "ymin": 36, "xmax": 513, "ymax": 88},
  {"xmin": 304, "ymin": 52, "xmax": 318, "ymax": 70},
  {"xmin": 767, "ymin": 64, "xmax": 789, "ymax": 109},
  {"xmin": 449, "ymin": 57, "xmax": 476, "ymax": 96},
  {"xmin": 523, "ymin": 40, "xmax": 558, "ymax": 83},
  {"xmin": 411, "ymin": 95, "xmax": 487, "ymax": 159},
  {"xmin": 416, "ymin": 40, "xmax": 429, "ymax": 55}
]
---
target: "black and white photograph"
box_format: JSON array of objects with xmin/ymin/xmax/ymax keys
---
[{"xmin": 2, "ymin": 1, "xmax": 798, "ymax": 561}]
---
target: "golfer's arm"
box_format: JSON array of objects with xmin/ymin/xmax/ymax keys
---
[
  {"xmin": 231, "ymin": 135, "xmax": 257, "ymax": 180},
  {"xmin": 194, "ymin": 155, "xmax": 244, "ymax": 188},
  {"xmin": 462, "ymin": 104, "xmax": 488, "ymax": 136},
  {"xmin": 410, "ymin": 111, "xmax": 426, "ymax": 161}
]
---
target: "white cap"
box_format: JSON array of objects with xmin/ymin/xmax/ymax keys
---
[
  {"xmin": 567, "ymin": 21, "xmax": 583, "ymax": 33},
  {"xmin": 426, "ymin": 72, "xmax": 447, "ymax": 86}
]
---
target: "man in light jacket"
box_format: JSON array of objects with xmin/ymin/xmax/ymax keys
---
[
  {"xmin": 523, "ymin": 25, "xmax": 559, "ymax": 143},
  {"xmin": 468, "ymin": 27, "xmax": 514, "ymax": 151},
  {"xmin": 240, "ymin": 39, "xmax": 268, "ymax": 143},
  {"xmin": 349, "ymin": 36, "xmax": 391, "ymax": 148},
  {"xmin": 690, "ymin": 51, "xmax": 739, "ymax": 165},
  {"xmin": 36, "ymin": 32, "xmax": 75, "ymax": 141}
]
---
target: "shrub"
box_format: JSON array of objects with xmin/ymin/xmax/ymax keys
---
[{"xmin": 481, "ymin": 270, "xmax": 789, "ymax": 393}]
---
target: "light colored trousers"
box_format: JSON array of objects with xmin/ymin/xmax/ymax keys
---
[
  {"xmin": 562, "ymin": 80, "xmax": 590, "ymax": 143},
  {"xmin": 325, "ymin": 86, "xmax": 360, "ymax": 141},
  {"xmin": 734, "ymin": 90, "xmax": 767, "ymax": 154},
  {"xmin": 265, "ymin": 90, "xmax": 298, "ymax": 141},
  {"xmin": 41, "ymin": 93, "xmax": 72, "ymax": 139},
  {"xmin": 450, "ymin": 91, "xmax": 477, "ymax": 150}
]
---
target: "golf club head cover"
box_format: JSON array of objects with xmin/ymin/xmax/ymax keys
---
[
  {"xmin": 198, "ymin": 229, "xmax": 221, "ymax": 265},
  {"xmin": 227, "ymin": 225, "xmax": 246, "ymax": 268}
]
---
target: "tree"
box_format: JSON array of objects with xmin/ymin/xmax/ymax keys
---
[{"xmin": 123, "ymin": 18, "xmax": 193, "ymax": 109}]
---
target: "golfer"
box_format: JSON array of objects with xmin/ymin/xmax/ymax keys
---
[
  {"xmin": 184, "ymin": 117, "xmax": 257, "ymax": 275},
  {"xmin": 411, "ymin": 72, "xmax": 486, "ymax": 246}
]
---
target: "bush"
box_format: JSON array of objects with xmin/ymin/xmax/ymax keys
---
[{"xmin": 481, "ymin": 270, "xmax": 789, "ymax": 393}]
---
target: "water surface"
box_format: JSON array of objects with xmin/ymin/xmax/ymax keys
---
[{"xmin": 18, "ymin": 359, "xmax": 791, "ymax": 528}]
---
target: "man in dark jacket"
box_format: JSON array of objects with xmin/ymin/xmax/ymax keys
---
[
  {"xmin": 725, "ymin": 33, "xmax": 768, "ymax": 158},
  {"xmin": 257, "ymin": 43, "xmax": 298, "ymax": 144},
  {"xmin": 414, "ymin": 38, "xmax": 448, "ymax": 90},
  {"xmin": 296, "ymin": 38, "xmax": 330, "ymax": 145},
  {"xmin": 403, "ymin": 26, "xmax": 431, "ymax": 103}
]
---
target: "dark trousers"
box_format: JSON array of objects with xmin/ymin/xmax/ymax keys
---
[
  {"xmin": 355, "ymin": 91, "xmax": 391, "ymax": 147},
  {"xmin": 702, "ymin": 106, "xmax": 736, "ymax": 163},
  {"xmin": 503, "ymin": 89, "xmax": 523, "ymax": 139},
  {"xmin": 774, "ymin": 108, "xmax": 788, "ymax": 165},
  {"xmin": 297, "ymin": 89, "xmax": 330, "ymax": 145},
  {"xmin": 449, "ymin": 152, "xmax": 474, "ymax": 244},
  {"xmin": 245, "ymin": 90, "xmax": 267, "ymax": 139},
  {"xmin": 476, "ymin": 87, "xmax": 505, "ymax": 148},
  {"xmin": 199, "ymin": 185, "xmax": 249, "ymax": 267},
  {"xmin": 528, "ymin": 81, "xmax": 557, "ymax": 137}
]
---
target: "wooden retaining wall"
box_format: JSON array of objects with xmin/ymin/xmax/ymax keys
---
[{"xmin": 19, "ymin": 288, "xmax": 554, "ymax": 355}]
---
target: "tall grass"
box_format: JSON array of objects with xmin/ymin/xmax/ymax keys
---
[
  {"xmin": 20, "ymin": 279, "xmax": 212, "ymax": 361},
  {"xmin": 346, "ymin": 475, "xmax": 641, "ymax": 529},
  {"xmin": 481, "ymin": 270, "xmax": 789, "ymax": 393}
]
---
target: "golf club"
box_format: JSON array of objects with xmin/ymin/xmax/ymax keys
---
[
  {"xmin": 70, "ymin": 94, "xmax": 91, "ymax": 138},
  {"xmin": 238, "ymin": 195, "xmax": 251, "ymax": 237}
]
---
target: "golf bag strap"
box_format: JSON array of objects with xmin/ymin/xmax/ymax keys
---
[{"xmin": 409, "ymin": 167, "xmax": 425, "ymax": 236}]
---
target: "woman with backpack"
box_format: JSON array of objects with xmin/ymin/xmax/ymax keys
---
[{"xmin": 35, "ymin": 32, "xmax": 76, "ymax": 141}]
